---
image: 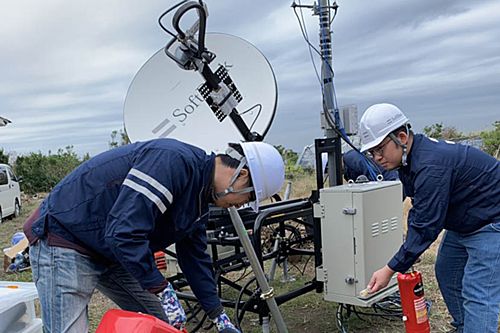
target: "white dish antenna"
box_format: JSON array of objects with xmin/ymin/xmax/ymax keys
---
[{"xmin": 124, "ymin": 33, "xmax": 277, "ymax": 152}]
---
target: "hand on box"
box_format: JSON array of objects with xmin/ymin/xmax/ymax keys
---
[{"xmin": 367, "ymin": 265, "xmax": 395, "ymax": 294}]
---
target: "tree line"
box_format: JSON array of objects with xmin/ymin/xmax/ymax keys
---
[
  {"xmin": 423, "ymin": 121, "xmax": 499, "ymax": 158},
  {"xmin": 1, "ymin": 121, "xmax": 498, "ymax": 194},
  {"xmin": 0, "ymin": 146, "xmax": 89, "ymax": 194}
]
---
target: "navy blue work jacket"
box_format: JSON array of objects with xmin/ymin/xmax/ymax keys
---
[
  {"xmin": 29, "ymin": 139, "xmax": 221, "ymax": 313},
  {"xmin": 389, "ymin": 134, "xmax": 500, "ymax": 272}
]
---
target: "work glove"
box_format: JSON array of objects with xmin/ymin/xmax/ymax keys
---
[
  {"xmin": 158, "ymin": 281, "xmax": 187, "ymax": 330},
  {"xmin": 211, "ymin": 311, "xmax": 241, "ymax": 333}
]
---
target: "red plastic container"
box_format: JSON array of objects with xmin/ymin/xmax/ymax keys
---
[{"xmin": 95, "ymin": 309, "xmax": 188, "ymax": 333}]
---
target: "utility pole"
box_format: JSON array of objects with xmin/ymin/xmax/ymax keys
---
[{"xmin": 318, "ymin": 0, "xmax": 343, "ymax": 187}]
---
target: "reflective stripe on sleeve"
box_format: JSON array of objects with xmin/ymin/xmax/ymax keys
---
[
  {"xmin": 129, "ymin": 168, "xmax": 173, "ymax": 204},
  {"xmin": 123, "ymin": 179, "xmax": 167, "ymax": 213}
]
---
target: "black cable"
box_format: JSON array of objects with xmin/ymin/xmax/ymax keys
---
[
  {"xmin": 238, "ymin": 104, "xmax": 262, "ymax": 131},
  {"xmin": 333, "ymin": 296, "xmax": 406, "ymax": 333},
  {"xmin": 286, "ymin": 251, "xmax": 313, "ymax": 276},
  {"xmin": 298, "ymin": 0, "xmax": 322, "ymax": 87},
  {"xmin": 325, "ymin": 0, "xmax": 340, "ymax": 110},
  {"xmin": 373, "ymin": 294, "xmax": 402, "ymax": 312},
  {"xmin": 158, "ymin": 0, "xmax": 188, "ymax": 37},
  {"xmin": 293, "ymin": 0, "xmax": 339, "ymax": 81},
  {"xmin": 233, "ymin": 267, "xmax": 252, "ymax": 283},
  {"xmin": 294, "ymin": 2, "xmax": 351, "ymax": 156},
  {"xmin": 300, "ymin": 254, "xmax": 313, "ymax": 276},
  {"xmin": 294, "ymin": 1, "xmax": 345, "ymax": 137},
  {"xmin": 323, "ymin": 109, "xmax": 382, "ymax": 178},
  {"xmin": 301, "ymin": 1, "xmax": 341, "ymax": 120},
  {"xmin": 288, "ymin": 260, "xmax": 301, "ymax": 274},
  {"xmin": 334, "ymin": 297, "xmax": 403, "ymax": 323},
  {"xmin": 294, "ymin": 3, "xmax": 340, "ymax": 124},
  {"xmin": 329, "ymin": 3, "xmax": 338, "ymax": 25},
  {"xmin": 323, "ymin": 172, "xmax": 329, "ymax": 186},
  {"xmin": 272, "ymin": 224, "xmax": 309, "ymax": 274},
  {"xmin": 336, "ymin": 304, "xmax": 349, "ymax": 333},
  {"xmin": 353, "ymin": 310, "xmax": 401, "ymax": 321},
  {"xmin": 293, "ymin": 4, "xmax": 322, "ymax": 88},
  {"xmin": 373, "ymin": 305, "xmax": 402, "ymax": 319},
  {"xmin": 353, "ymin": 307, "xmax": 401, "ymax": 319}
]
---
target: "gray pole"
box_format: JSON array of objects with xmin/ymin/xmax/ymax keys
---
[
  {"xmin": 227, "ymin": 207, "xmax": 289, "ymax": 333},
  {"xmin": 318, "ymin": 0, "xmax": 343, "ymax": 186}
]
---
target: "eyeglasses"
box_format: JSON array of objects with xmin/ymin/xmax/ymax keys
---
[{"xmin": 368, "ymin": 138, "xmax": 392, "ymax": 157}]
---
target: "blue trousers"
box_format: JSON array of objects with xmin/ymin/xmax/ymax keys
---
[
  {"xmin": 435, "ymin": 222, "xmax": 500, "ymax": 333},
  {"xmin": 30, "ymin": 238, "xmax": 168, "ymax": 333}
]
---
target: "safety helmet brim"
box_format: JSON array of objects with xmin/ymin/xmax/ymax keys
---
[{"xmin": 360, "ymin": 136, "xmax": 386, "ymax": 153}]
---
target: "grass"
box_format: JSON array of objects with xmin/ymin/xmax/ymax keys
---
[{"xmin": 1, "ymin": 179, "xmax": 497, "ymax": 332}]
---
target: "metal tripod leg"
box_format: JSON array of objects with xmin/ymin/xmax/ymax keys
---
[
  {"xmin": 269, "ymin": 237, "xmax": 296, "ymax": 283},
  {"xmin": 228, "ymin": 207, "xmax": 289, "ymax": 333},
  {"xmin": 280, "ymin": 259, "xmax": 295, "ymax": 283},
  {"xmin": 268, "ymin": 238, "xmax": 280, "ymax": 281},
  {"xmin": 269, "ymin": 181, "xmax": 295, "ymax": 282}
]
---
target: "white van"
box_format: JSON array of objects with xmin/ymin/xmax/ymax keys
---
[{"xmin": 0, "ymin": 163, "xmax": 22, "ymax": 222}]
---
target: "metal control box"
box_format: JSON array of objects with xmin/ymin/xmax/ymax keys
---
[{"xmin": 314, "ymin": 181, "xmax": 403, "ymax": 306}]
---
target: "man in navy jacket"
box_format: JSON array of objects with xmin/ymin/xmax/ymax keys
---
[
  {"xmin": 342, "ymin": 149, "xmax": 399, "ymax": 182},
  {"xmin": 359, "ymin": 103, "xmax": 499, "ymax": 333},
  {"xmin": 24, "ymin": 138, "xmax": 284, "ymax": 333}
]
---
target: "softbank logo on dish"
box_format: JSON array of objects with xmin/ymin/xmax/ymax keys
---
[
  {"xmin": 151, "ymin": 92, "xmax": 205, "ymax": 138},
  {"xmin": 152, "ymin": 62, "xmax": 233, "ymax": 138}
]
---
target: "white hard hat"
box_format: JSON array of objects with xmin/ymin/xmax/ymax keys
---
[
  {"xmin": 359, "ymin": 103, "xmax": 409, "ymax": 152},
  {"xmin": 240, "ymin": 142, "xmax": 285, "ymax": 212}
]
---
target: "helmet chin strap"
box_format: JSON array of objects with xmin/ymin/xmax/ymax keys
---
[
  {"xmin": 213, "ymin": 147, "xmax": 254, "ymax": 200},
  {"xmin": 388, "ymin": 124, "xmax": 410, "ymax": 167}
]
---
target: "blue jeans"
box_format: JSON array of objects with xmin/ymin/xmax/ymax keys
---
[
  {"xmin": 435, "ymin": 222, "xmax": 500, "ymax": 333},
  {"xmin": 30, "ymin": 238, "xmax": 168, "ymax": 333}
]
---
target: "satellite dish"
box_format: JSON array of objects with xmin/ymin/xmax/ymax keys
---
[{"xmin": 124, "ymin": 33, "xmax": 277, "ymax": 152}]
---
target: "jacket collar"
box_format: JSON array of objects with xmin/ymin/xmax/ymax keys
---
[
  {"xmin": 203, "ymin": 153, "xmax": 216, "ymax": 204},
  {"xmin": 400, "ymin": 134, "xmax": 424, "ymax": 174}
]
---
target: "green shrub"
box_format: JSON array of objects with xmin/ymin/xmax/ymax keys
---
[{"xmin": 14, "ymin": 146, "xmax": 83, "ymax": 194}]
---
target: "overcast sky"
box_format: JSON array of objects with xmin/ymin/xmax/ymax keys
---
[{"xmin": 1, "ymin": 0, "xmax": 499, "ymax": 158}]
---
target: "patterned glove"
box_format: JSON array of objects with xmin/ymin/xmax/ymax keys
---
[
  {"xmin": 158, "ymin": 281, "xmax": 187, "ymax": 330},
  {"xmin": 212, "ymin": 311, "xmax": 241, "ymax": 333}
]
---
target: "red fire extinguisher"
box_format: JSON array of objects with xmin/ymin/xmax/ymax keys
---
[{"xmin": 397, "ymin": 270, "xmax": 430, "ymax": 333}]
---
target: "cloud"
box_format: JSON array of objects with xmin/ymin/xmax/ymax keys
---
[{"xmin": 1, "ymin": 0, "xmax": 499, "ymax": 156}]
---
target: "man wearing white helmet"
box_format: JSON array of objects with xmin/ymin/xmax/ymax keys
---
[
  {"xmin": 359, "ymin": 103, "xmax": 500, "ymax": 333},
  {"xmin": 23, "ymin": 138, "xmax": 284, "ymax": 333}
]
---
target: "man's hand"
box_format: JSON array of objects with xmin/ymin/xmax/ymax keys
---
[
  {"xmin": 212, "ymin": 311, "xmax": 241, "ymax": 333},
  {"xmin": 158, "ymin": 281, "xmax": 187, "ymax": 330},
  {"xmin": 367, "ymin": 265, "xmax": 395, "ymax": 294}
]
